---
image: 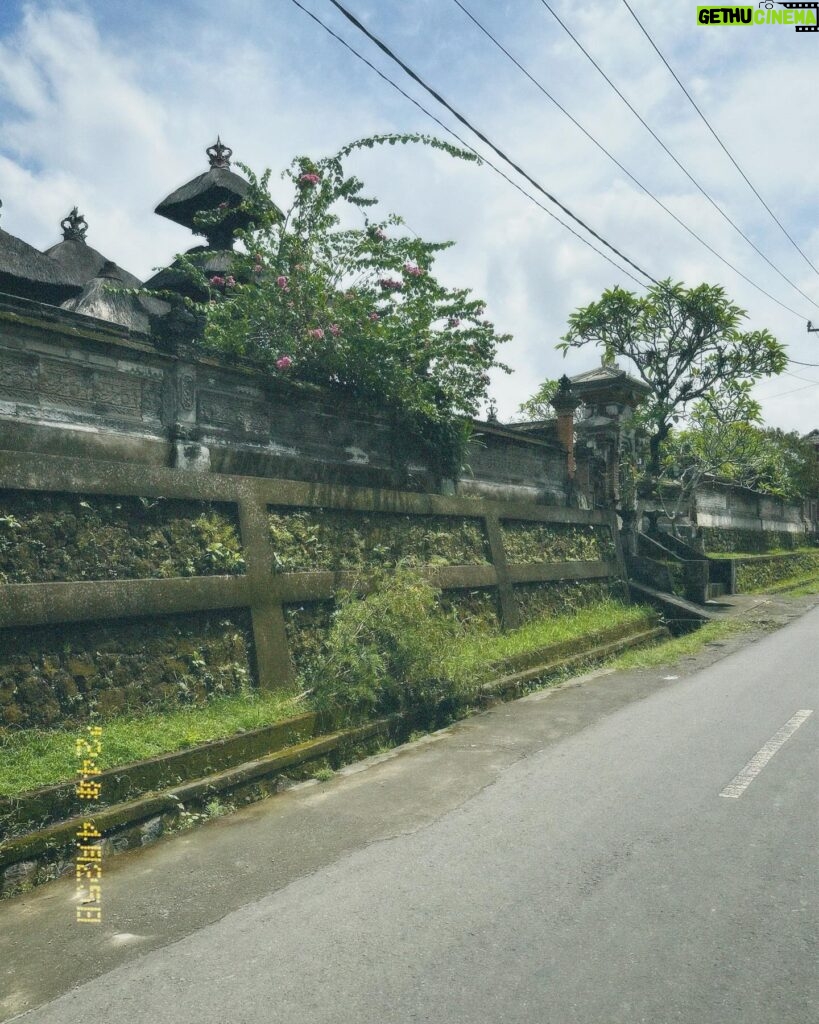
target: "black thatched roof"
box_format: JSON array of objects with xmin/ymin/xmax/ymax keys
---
[
  {"xmin": 44, "ymin": 208, "xmax": 142, "ymax": 290},
  {"xmin": 0, "ymin": 219, "xmax": 79, "ymax": 305},
  {"xmin": 61, "ymin": 262, "xmax": 169, "ymax": 333},
  {"xmin": 155, "ymin": 139, "xmax": 253, "ymax": 243}
]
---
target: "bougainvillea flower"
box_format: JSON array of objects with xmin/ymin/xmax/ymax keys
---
[
  {"xmin": 276, "ymin": 275, "xmax": 289, "ymax": 289},
  {"xmin": 225, "ymin": 276, "xmax": 236, "ymax": 288},
  {"xmin": 379, "ymin": 277, "xmax": 403, "ymax": 292},
  {"xmin": 329, "ymin": 323, "xmax": 342, "ymax": 336},
  {"xmin": 299, "ymin": 173, "xmax": 321, "ymax": 186},
  {"xmin": 403, "ymin": 263, "xmax": 423, "ymax": 277},
  {"xmin": 369, "ymin": 312, "xmax": 380, "ymax": 321},
  {"xmin": 276, "ymin": 356, "xmax": 293, "ymax": 370},
  {"xmin": 308, "ymin": 327, "xmax": 325, "ymax": 339},
  {"xmin": 210, "ymin": 275, "xmax": 225, "ymax": 287}
]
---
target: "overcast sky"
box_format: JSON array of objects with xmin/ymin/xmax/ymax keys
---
[{"xmin": 1, "ymin": 0, "xmax": 818, "ymax": 429}]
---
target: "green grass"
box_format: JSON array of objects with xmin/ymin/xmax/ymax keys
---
[
  {"xmin": 446, "ymin": 599, "xmax": 652, "ymax": 676},
  {"xmin": 707, "ymin": 547, "xmax": 817, "ymax": 560},
  {"xmin": 605, "ymin": 617, "xmax": 755, "ymax": 670},
  {"xmin": 0, "ymin": 688, "xmax": 304, "ymax": 798},
  {"xmin": 0, "ymin": 599, "xmax": 664, "ymax": 801},
  {"xmin": 769, "ymin": 575, "xmax": 819, "ymax": 596}
]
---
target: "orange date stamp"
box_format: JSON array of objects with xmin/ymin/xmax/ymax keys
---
[{"xmin": 75, "ymin": 726, "xmax": 102, "ymax": 924}]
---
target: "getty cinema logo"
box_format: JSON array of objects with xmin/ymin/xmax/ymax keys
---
[{"xmin": 697, "ymin": 2, "xmax": 819, "ymax": 30}]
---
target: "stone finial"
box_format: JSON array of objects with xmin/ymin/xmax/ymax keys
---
[
  {"xmin": 206, "ymin": 136, "xmax": 232, "ymax": 169},
  {"xmin": 61, "ymin": 207, "xmax": 88, "ymax": 242}
]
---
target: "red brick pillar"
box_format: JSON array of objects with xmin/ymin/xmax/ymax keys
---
[{"xmin": 550, "ymin": 375, "xmax": 581, "ymax": 479}]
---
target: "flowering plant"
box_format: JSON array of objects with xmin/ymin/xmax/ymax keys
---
[{"xmin": 172, "ymin": 135, "xmax": 511, "ymax": 474}]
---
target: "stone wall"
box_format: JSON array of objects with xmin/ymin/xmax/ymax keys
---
[
  {"xmin": 0, "ymin": 449, "xmax": 625, "ymax": 730},
  {"xmin": 0, "ymin": 293, "xmax": 571, "ymax": 505},
  {"xmin": 693, "ymin": 481, "xmax": 809, "ymax": 544}
]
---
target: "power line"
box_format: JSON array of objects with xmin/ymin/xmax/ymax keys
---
[
  {"xmin": 450, "ymin": 0, "xmax": 812, "ymax": 321},
  {"xmin": 288, "ymin": 0, "xmax": 646, "ymax": 286},
  {"xmin": 761, "ymin": 379, "xmax": 819, "ymax": 400},
  {"xmin": 325, "ymin": 0, "xmax": 659, "ymax": 285},
  {"xmin": 537, "ymin": 0, "xmax": 819, "ymax": 313},
  {"xmin": 622, "ymin": 0, "xmax": 819, "ymax": 280}
]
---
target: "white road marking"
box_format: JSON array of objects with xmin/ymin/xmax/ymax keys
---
[{"xmin": 720, "ymin": 710, "xmax": 813, "ymax": 799}]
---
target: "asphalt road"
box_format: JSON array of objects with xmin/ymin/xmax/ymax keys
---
[{"xmin": 3, "ymin": 600, "xmax": 818, "ymax": 1023}]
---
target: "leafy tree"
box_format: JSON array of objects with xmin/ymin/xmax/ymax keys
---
[
  {"xmin": 513, "ymin": 378, "xmax": 559, "ymax": 422},
  {"xmin": 655, "ymin": 384, "xmax": 770, "ymax": 531},
  {"xmin": 168, "ymin": 135, "xmax": 511, "ymax": 476},
  {"xmin": 556, "ymin": 279, "xmax": 787, "ymax": 473},
  {"xmin": 753, "ymin": 428, "xmax": 819, "ymax": 500}
]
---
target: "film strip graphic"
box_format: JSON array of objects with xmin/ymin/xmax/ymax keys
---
[{"xmin": 777, "ymin": 2, "xmax": 819, "ymax": 30}]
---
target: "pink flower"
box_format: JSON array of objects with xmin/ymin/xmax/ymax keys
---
[
  {"xmin": 276, "ymin": 275, "xmax": 289, "ymax": 289},
  {"xmin": 252, "ymin": 264, "xmax": 263, "ymax": 274},
  {"xmin": 210, "ymin": 275, "xmax": 225, "ymax": 287},
  {"xmin": 276, "ymin": 356, "xmax": 293, "ymax": 370},
  {"xmin": 329, "ymin": 323, "xmax": 341, "ymax": 336},
  {"xmin": 369, "ymin": 312, "xmax": 380, "ymax": 321},
  {"xmin": 225, "ymin": 276, "xmax": 236, "ymax": 288},
  {"xmin": 448, "ymin": 317, "xmax": 461, "ymax": 328},
  {"xmin": 308, "ymin": 327, "xmax": 325, "ymax": 340},
  {"xmin": 379, "ymin": 277, "xmax": 403, "ymax": 292},
  {"xmin": 299, "ymin": 172, "xmax": 321, "ymax": 186},
  {"xmin": 217, "ymin": 202, "xmax": 229, "ymax": 210},
  {"xmin": 403, "ymin": 262, "xmax": 423, "ymax": 277}
]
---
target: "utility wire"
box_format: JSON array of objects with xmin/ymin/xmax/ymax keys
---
[
  {"xmin": 450, "ymin": 0, "xmax": 811, "ymax": 322},
  {"xmin": 324, "ymin": 0, "xmax": 659, "ymax": 285},
  {"xmin": 293, "ymin": 0, "xmax": 819, "ymax": 371},
  {"xmin": 761, "ymin": 379, "xmax": 819, "ymax": 400},
  {"xmin": 622, "ymin": 0, "xmax": 819, "ymax": 280},
  {"xmin": 537, "ymin": 0, "xmax": 818, "ymax": 312},
  {"xmin": 289, "ymin": 0, "xmax": 646, "ymax": 286}
]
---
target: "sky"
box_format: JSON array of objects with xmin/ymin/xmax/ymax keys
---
[{"xmin": 1, "ymin": 0, "xmax": 818, "ymax": 429}]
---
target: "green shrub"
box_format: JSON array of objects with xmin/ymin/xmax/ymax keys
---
[{"xmin": 306, "ymin": 565, "xmax": 480, "ymax": 722}]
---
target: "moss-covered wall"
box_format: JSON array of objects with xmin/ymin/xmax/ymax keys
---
[
  {"xmin": 734, "ymin": 551, "xmax": 819, "ymax": 593},
  {"xmin": 0, "ymin": 611, "xmax": 254, "ymax": 730},
  {"xmin": 500, "ymin": 521, "xmax": 615, "ymax": 563},
  {"xmin": 0, "ymin": 490, "xmax": 244, "ymax": 583},
  {"xmin": 701, "ymin": 527, "xmax": 810, "ymax": 555},
  {"xmin": 268, "ymin": 507, "xmax": 490, "ymax": 572},
  {"xmin": 513, "ymin": 580, "xmax": 621, "ymax": 624}
]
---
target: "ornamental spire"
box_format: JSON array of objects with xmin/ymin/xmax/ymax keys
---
[
  {"xmin": 61, "ymin": 207, "xmax": 88, "ymax": 242},
  {"xmin": 206, "ymin": 136, "xmax": 232, "ymax": 169}
]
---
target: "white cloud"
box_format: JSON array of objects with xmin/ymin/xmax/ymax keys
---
[{"xmin": 0, "ymin": 0, "xmax": 817, "ymax": 433}]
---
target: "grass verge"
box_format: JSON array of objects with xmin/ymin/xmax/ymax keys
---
[
  {"xmin": 0, "ymin": 689, "xmax": 305, "ymax": 799},
  {"xmin": 706, "ymin": 548, "xmax": 818, "ymax": 560},
  {"xmin": 447, "ymin": 600, "xmax": 652, "ymax": 676},
  {"xmin": 604, "ymin": 617, "xmax": 755, "ymax": 671},
  {"xmin": 0, "ymin": 600, "xmax": 649, "ymax": 800}
]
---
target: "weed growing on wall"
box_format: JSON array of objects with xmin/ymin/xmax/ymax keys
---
[
  {"xmin": 500, "ymin": 521, "xmax": 615, "ymax": 563},
  {"xmin": 0, "ymin": 491, "xmax": 244, "ymax": 584},
  {"xmin": 306, "ymin": 565, "xmax": 481, "ymax": 722},
  {"xmin": 268, "ymin": 507, "xmax": 489, "ymax": 573}
]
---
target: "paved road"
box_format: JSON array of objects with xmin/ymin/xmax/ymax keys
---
[{"xmin": 3, "ymin": 601, "xmax": 818, "ymax": 1023}]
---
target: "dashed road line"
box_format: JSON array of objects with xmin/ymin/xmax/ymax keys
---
[{"xmin": 720, "ymin": 710, "xmax": 813, "ymax": 799}]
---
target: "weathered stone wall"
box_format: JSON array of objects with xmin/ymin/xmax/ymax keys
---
[
  {"xmin": 0, "ymin": 294, "xmax": 570, "ymax": 505},
  {"xmin": 0, "ymin": 450, "xmax": 625, "ymax": 730},
  {"xmin": 693, "ymin": 481, "xmax": 808, "ymax": 545}
]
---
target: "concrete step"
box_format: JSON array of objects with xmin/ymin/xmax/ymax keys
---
[{"xmin": 628, "ymin": 580, "xmax": 714, "ymax": 632}]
